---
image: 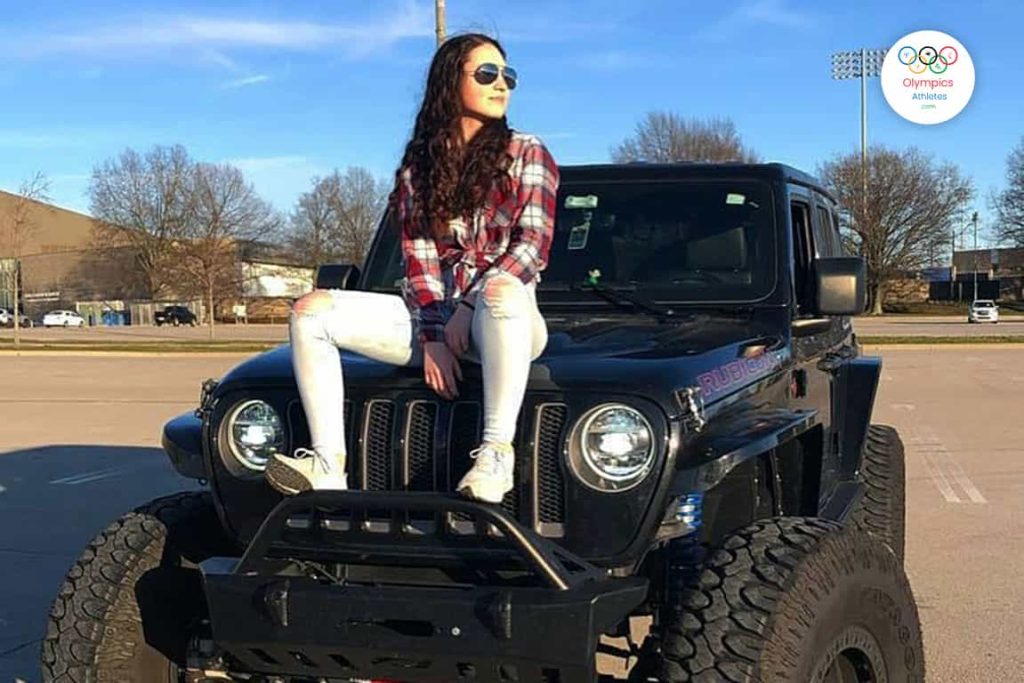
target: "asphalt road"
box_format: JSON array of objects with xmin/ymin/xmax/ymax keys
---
[
  {"xmin": 2, "ymin": 314, "xmax": 1024, "ymax": 344},
  {"xmin": 1, "ymin": 348, "xmax": 1023, "ymax": 681}
]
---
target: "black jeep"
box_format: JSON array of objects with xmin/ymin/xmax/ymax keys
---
[
  {"xmin": 156, "ymin": 304, "xmax": 198, "ymax": 327},
  {"xmin": 41, "ymin": 163, "xmax": 922, "ymax": 683}
]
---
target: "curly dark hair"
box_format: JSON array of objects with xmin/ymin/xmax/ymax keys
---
[{"xmin": 390, "ymin": 33, "xmax": 514, "ymax": 241}]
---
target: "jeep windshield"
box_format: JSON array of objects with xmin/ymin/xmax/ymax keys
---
[{"xmin": 363, "ymin": 177, "xmax": 776, "ymax": 307}]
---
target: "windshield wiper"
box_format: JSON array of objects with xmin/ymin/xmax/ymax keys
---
[{"xmin": 571, "ymin": 280, "xmax": 678, "ymax": 320}]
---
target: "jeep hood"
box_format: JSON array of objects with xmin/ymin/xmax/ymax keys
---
[{"xmin": 217, "ymin": 313, "xmax": 791, "ymax": 417}]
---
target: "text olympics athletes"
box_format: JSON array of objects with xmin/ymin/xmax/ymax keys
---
[{"xmin": 898, "ymin": 44, "xmax": 957, "ymax": 89}]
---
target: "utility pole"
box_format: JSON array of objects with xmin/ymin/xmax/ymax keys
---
[
  {"xmin": 972, "ymin": 211, "xmax": 979, "ymax": 301},
  {"xmin": 435, "ymin": 0, "xmax": 446, "ymax": 47}
]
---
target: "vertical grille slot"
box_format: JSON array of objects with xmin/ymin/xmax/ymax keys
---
[
  {"xmin": 405, "ymin": 401, "xmax": 437, "ymax": 491},
  {"xmin": 535, "ymin": 404, "xmax": 568, "ymax": 534},
  {"xmin": 448, "ymin": 402, "xmax": 482, "ymax": 529},
  {"xmin": 501, "ymin": 412, "xmax": 524, "ymax": 520},
  {"xmin": 362, "ymin": 400, "xmax": 395, "ymax": 491},
  {"xmin": 448, "ymin": 402, "xmax": 482, "ymax": 491}
]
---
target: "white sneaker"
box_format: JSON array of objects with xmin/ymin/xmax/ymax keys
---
[
  {"xmin": 456, "ymin": 444, "xmax": 515, "ymax": 504},
  {"xmin": 266, "ymin": 448, "xmax": 348, "ymax": 495}
]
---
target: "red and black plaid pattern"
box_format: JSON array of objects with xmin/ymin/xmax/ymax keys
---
[{"xmin": 397, "ymin": 133, "xmax": 560, "ymax": 344}]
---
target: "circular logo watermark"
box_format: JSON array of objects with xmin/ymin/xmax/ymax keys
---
[{"xmin": 881, "ymin": 30, "xmax": 975, "ymax": 125}]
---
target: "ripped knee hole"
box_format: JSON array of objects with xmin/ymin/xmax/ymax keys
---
[
  {"xmin": 293, "ymin": 291, "xmax": 334, "ymax": 316},
  {"xmin": 481, "ymin": 275, "xmax": 529, "ymax": 318}
]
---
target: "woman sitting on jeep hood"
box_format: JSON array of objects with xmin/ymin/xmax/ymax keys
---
[{"xmin": 266, "ymin": 32, "xmax": 560, "ymax": 504}]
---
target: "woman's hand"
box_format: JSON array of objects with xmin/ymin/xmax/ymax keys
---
[
  {"xmin": 444, "ymin": 303, "xmax": 473, "ymax": 358},
  {"xmin": 423, "ymin": 341, "xmax": 463, "ymax": 400}
]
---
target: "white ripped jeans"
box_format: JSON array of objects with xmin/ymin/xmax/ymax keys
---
[{"xmin": 289, "ymin": 273, "xmax": 548, "ymax": 460}]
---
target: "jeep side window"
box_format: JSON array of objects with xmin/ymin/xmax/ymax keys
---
[
  {"xmin": 814, "ymin": 205, "xmax": 838, "ymax": 257},
  {"xmin": 790, "ymin": 199, "xmax": 814, "ymax": 313},
  {"xmin": 829, "ymin": 209, "xmax": 847, "ymax": 256}
]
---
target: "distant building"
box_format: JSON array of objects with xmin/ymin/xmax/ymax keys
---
[
  {"xmin": 0, "ymin": 190, "xmax": 110, "ymax": 312},
  {"xmin": 950, "ymin": 247, "xmax": 1024, "ymax": 300},
  {"xmin": 0, "ymin": 190, "xmax": 316, "ymax": 321},
  {"xmin": 953, "ymin": 247, "xmax": 1024, "ymax": 278}
]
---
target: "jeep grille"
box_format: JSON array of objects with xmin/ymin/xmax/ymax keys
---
[{"xmin": 289, "ymin": 396, "xmax": 569, "ymax": 536}]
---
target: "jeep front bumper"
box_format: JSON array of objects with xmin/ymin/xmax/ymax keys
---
[{"xmin": 200, "ymin": 491, "xmax": 649, "ymax": 683}]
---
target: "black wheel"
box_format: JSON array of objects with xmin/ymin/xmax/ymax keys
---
[
  {"xmin": 632, "ymin": 518, "xmax": 923, "ymax": 682},
  {"xmin": 41, "ymin": 491, "xmax": 232, "ymax": 682},
  {"xmin": 850, "ymin": 425, "xmax": 906, "ymax": 562}
]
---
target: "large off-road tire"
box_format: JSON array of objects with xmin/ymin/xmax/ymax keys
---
[
  {"xmin": 41, "ymin": 491, "xmax": 231, "ymax": 682},
  {"xmin": 632, "ymin": 518, "xmax": 923, "ymax": 682},
  {"xmin": 850, "ymin": 425, "xmax": 906, "ymax": 563}
]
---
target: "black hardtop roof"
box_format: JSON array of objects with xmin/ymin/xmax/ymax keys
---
[{"xmin": 559, "ymin": 162, "xmax": 835, "ymax": 204}]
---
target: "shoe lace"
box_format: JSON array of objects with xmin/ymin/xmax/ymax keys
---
[
  {"xmin": 468, "ymin": 445, "xmax": 510, "ymax": 476},
  {"xmin": 293, "ymin": 447, "xmax": 334, "ymax": 475}
]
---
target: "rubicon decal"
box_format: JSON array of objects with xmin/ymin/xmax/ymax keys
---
[
  {"xmin": 696, "ymin": 350, "xmax": 787, "ymax": 401},
  {"xmin": 881, "ymin": 30, "xmax": 974, "ymax": 124}
]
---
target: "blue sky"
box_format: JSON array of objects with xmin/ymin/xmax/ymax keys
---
[{"xmin": 0, "ymin": 0, "xmax": 1019, "ymax": 246}]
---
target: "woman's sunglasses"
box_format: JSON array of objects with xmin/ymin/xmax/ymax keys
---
[{"xmin": 469, "ymin": 63, "xmax": 518, "ymax": 90}]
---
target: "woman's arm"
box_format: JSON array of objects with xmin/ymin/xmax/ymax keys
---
[
  {"xmin": 463, "ymin": 137, "xmax": 560, "ymax": 305},
  {"xmin": 398, "ymin": 176, "xmax": 448, "ymax": 343}
]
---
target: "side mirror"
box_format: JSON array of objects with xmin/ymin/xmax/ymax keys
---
[
  {"xmin": 814, "ymin": 257, "xmax": 866, "ymax": 316},
  {"xmin": 315, "ymin": 264, "xmax": 361, "ymax": 291}
]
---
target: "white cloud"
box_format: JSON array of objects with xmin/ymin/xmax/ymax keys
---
[
  {"xmin": 221, "ymin": 74, "xmax": 271, "ymax": 89},
  {"xmin": 4, "ymin": 3, "xmax": 433, "ymax": 62},
  {"xmin": 696, "ymin": 0, "xmax": 817, "ymax": 43}
]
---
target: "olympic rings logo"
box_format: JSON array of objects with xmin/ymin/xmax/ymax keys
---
[{"xmin": 897, "ymin": 45, "xmax": 958, "ymax": 74}]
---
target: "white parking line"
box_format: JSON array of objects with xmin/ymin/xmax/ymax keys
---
[
  {"xmin": 901, "ymin": 419, "xmax": 987, "ymax": 505},
  {"xmin": 918, "ymin": 425, "xmax": 987, "ymax": 504},
  {"xmin": 50, "ymin": 466, "xmax": 135, "ymax": 485},
  {"xmin": 912, "ymin": 438, "xmax": 963, "ymax": 503}
]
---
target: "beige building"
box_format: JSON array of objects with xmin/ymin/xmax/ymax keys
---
[
  {"xmin": 0, "ymin": 190, "xmax": 109, "ymax": 312},
  {"xmin": 0, "ymin": 190, "xmax": 315, "ymax": 321}
]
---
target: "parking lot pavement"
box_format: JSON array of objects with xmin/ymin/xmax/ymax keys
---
[
  {"xmin": 0, "ymin": 355, "xmax": 241, "ymax": 681},
  {"xmin": 1, "ymin": 348, "xmax": 1022, "ymax": 681},
  {"xmin": 869, "ymin": 347, "xmax": 1024, "ymax": 683}
]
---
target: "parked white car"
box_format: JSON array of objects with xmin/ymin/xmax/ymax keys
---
[
  {"xmin": 0, "ymin": 307, "xmax": 32, "ymax": 327},
  {"xmin": 42, "ymin": 310, "xmax": 85, "ymax": 328},
  {"xmin": 967, "ymin": 299, "xmax": 999, "ymax": 324}
]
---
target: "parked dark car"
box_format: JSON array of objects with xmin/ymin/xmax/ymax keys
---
[
  {"xmin": 42, "ymin": 163, "xmax": 921, "ymax": 683},
  {"xmin": 155, "ymin": 304, "xmax": 198, "ymax": 326}
]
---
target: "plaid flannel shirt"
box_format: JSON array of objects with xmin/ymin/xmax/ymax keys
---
[{"xmin": 397, "ymin": 132, "xmax": 560, "ymax": 344}]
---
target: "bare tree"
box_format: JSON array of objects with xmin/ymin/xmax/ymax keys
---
[
  {"xmin": 819, "ymin": 147, "xmax": 973, "ymax": 314},
  {"xmin": 336, "ymin": 167, "xmax": 388, "ymax": 265},
  {"xmin": 0, "ymin": 173, "xmax": 51, "ymax": 346},
  {"xmin": 174, "ymin": 162, "xmax": 280, "ymax": 339},
  {"xmin": 88, "ymin": 145, "xmax": 193, "ymax": 299},
  {"xmin": 612, "ymin": 112, "xmax": 760, "ymax": 163},
  {"xmin": 994, "ymin": 137, "xmax": 1024, "ymax": 247},
  {"xmin": 287, "ymin": 167, "xmax": 387, "ymax": 268}
]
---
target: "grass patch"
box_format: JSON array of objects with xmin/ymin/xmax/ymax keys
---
[{"xmin": 858, "ymin": 335, "xmax": 1024, "ymax": 345}]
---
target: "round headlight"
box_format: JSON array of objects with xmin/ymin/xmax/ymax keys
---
[
  {"xmin": 222, "ymin": 400, "xmax": 285, "ymax": 475},
  {"xmin": 570, "ymin": 404, "xmax": 655, "ymax": 491}
]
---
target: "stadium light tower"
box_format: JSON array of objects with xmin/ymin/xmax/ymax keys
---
[{"xmin": 831, "ymin": 48, "xmax": 887, "ymax": 231}]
